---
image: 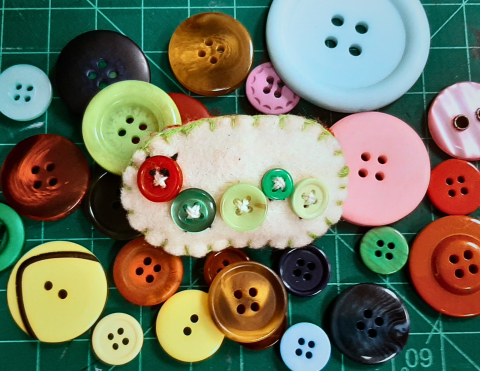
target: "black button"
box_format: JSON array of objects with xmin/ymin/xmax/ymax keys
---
[
  {"xmin": 278, "ymin": 245, "xmax": 331, "ymax": 297},
  {"xmin": 329, "ymin": 283, "xmax": 410, "ymax": 365},
  {"xmin": 55, "ymin": 30, "xmax": 150, "ymax": 116},
  {"xmin": 84, "ymin": 171, "xmax": 142, "ymax": 240}
]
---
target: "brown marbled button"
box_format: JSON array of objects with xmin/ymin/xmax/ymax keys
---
[
  {"xmin": 169, "ymin": 12, "xmax": 254, "ymax": 96},
  {"xmin": 204, "ymin": 248, "xmax": 250, "ymax": 285},
  {"xmin": 0, "ymin": 134, "xmax": 90, "ymax": 221}
]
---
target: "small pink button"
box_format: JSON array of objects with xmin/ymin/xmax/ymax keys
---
[
  {"xmin": 331, "ymin": 112, "xmax": 430, "ymax": 226},
  {"xmin": 246, "ymin": 62, "xmax": 300, "ymax": 114},
  {"xmin": 429, "ymin": 82, "xmax": 480, "ymax": 161}
]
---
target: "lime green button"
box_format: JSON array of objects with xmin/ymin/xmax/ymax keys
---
[
  {"xmin": 290, "ymin": 178, "xmax": 329, "ymax": 219},
  {"xmin": 220, "ymin": 183, "xmax": 268, "ymax": 232},
  {"xmin": 83, "ymin": 81, "xmax": 181, "ymax": 175},
  {"xmin": 360, "ymin": 227, "xmax": 409, "ymax": 275},
  {"xmin": 261, "ymin": 169, "xmax": 294, "ymax": 200},
  {"xmin": 171, "ymin": 188, "xmax": 216, "ymax": 233},
  {"xmin": 0, "ymin": 203, "xmax": 25, "ymax": 272}
]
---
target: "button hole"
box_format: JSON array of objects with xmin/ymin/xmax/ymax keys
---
[
  {"xmin": 48, "ymin": 178, "xmax": 58, "ymax": 187},
  {"xmin": 27, "ymin": 85, "xmax": 33, "ymax": 91},
  {"xmin": 205, "ymin": 39, "xmax": 213, "ymax": 46},
  {"xmin": 33, "ymin": 180, "xmax": 42, "ymax": 189},
  {"xmin": 24, "ymin": 96, "xmax": 31, "ymax": 102},
  {"xmin": 146, "ymin": 275, "xmax": 154, "ymax": 283},
  {"xmin": 109, "ymin": 71, "xmax": 117, "ymax": 79},
  {"xmin": 464, "ymin": 250, "xmax": 473, "ymax": 260},
  {"xmin": 32, "ymin": 166, "xmax": 40, "ymax": 174},
  {"xmin": 16, "ymin": 83, "xmax": 22, "ymax": 90},
  {"xmin": 363, "ymin": 309, "xmax": 372, "ymax": 318},
  {"xmin": 375, "ymin": 172, "xmax": 385, "ymax": 181},
  {"xmin": 448, "ymin": 189, "xmax": 456, "ymax": 197},
  {"xmin": 325, "ymin": 37, "xmax": 338, "ymax": 49},
  {"xmin": 250, "ymin": 302, "xmax": 260, "ymax": 312},
  {"xmin": 356, "ymin": 321, "xmax": 365, "ymax": 331},
  {"xmin": 236, "ymin": 304, "xmax": 245, "ymax": 314},
  {"xmin": 450, "ymin": 255, "xmax": 459, "ymax": 264},
  {"xmin": 455, "ymin": 269, "xmax": 464, "ymax": 278},
  {"xmin": 108, "ymin": 333, "xmax": 114, "ymax": 340},
  {"xmin": 88, "ymin": 71, "xmax": 97, "ymax": 80},
  {"xmin": 293, "ymin": 268, "xmax": 301, "ymax": 277},
  {"xmin": 217, "ymin": 45, "xmax": 225, "ymax": 53},
  {"xmin": 249, "ymin": 287, "xmax": 257, "ymax": 297},
  {"xmin": 118, "ymin": 328, "xmax": 124, "ymax": 335},
  {"xmin": 458, "ymin": 176, "xmax": 465, "ymax": 183},
  {"xmin": 198, "ymin": 50, "xmax": 206, "ymax": 58},
  {"xmin": 44, "ymin": 281, "xmax": 53, "ymax": 290},
  {"xmin": 298, "ymin": 338, "xmax": 305, "ymax": 345},
  {"xmin": 154, "ymin": 264, "xmax": 161, "ymax": 272},
  {"xmin": 361, "ymin": 152, "xmax": 370, "ymax": 161},
  {"xmin": 355, "ymin": 22, "xmax": 368, "ymax": 34},
  {"xmin": 375, "ymin": 250, "xmax": 382, "ymax": 257},
  {"xmin": 234, "ymin": 290, "xmax": 242, "ymax": 299},
  {"xmin": 303, "ymin": 272, "xmax": 312, "ymax": 281},
  {"xmin": 470, "ymin": 265, "xmax": 478, "ymax": 274},
  {"xmin": 209, "ymin": 56, "xmax": 218, "ymax": 64},
  {"xmin": 46, "ymin": 163, "xmax": 55, "ymax": 172},
  {"xmin": 358, "ymin": 169, "xmax": 368, "ymax": 178},
  {"xmin": 296, "ymin": 349, "xmax": 302, "ymax": 356},
  {"xmin": 307, "ymin": 262, "xmax": 315, "ymax": 270},
  {"xmin": 58, "ymin": 289, "xmax": 68, "ymax": 299},
  {"xmin": 378, "ymin": 155, "xmax": 387, "ymax": 164},
  {"xmin": 13, "ymin": 95, "xmax": 20, "ymax": 101},
  {"xmin": 136, "ymin": 267, "xmax": 144, "ymax": 275},
  {"xmin": 112, "ymin": 343, "xmax": 119, "ymax": 350},
  {"xmin": 305, "ymin": 352, "xmax": 313, "ymax": 359},
  {"xmin": 385, "ymin": 252, "xmax": 393, "ymax": 260},
  {"xmin": 98, "ymin": 81, "xmax": 108, "ymax": 89},
  {"xmin": 190, "ymin": 314, "xmax": 199, "ymax": 323},
  {"xmin": 132, "ymin": 136, "xmax": 140, "ymax": 144},
  {"xmin": 122, "ymin": 338, "xmax": 129, "ymax": 345},
  {"xmin": 367, "ymin": 329, "xmax": 377, "ymax": 338},
  {"xmin": 453, "ymin": 115, "xmax": 469, "ymax": 130},
  {"xmin": 461, "ymin": 187, "xmax": 468, "ymax": 195},
  {"xmin": 331, "ymin": 15, "xmax": 344, "ymax": 26},
  {"xmin": 98, "ymin": 60, "xmax": 108, "ymax": 69}
]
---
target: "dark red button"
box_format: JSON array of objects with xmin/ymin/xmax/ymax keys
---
[
  {"xmin": 168, "ymin": 93, "xmax": 211, "ymax": 124},
  {"xmin": 428, "ymin": 159, "xmax": 480, "ymax": 215},
  {"xmin": 204, "ymin": 248, "xmax": 250, "ymax": 285},
  {"xmin": 137, "ymin": 156, "xmax": 183, "ymax": 202},
  {"xmin": 0, "ymin": 134, "xmax": 90, "ymax": 221}
]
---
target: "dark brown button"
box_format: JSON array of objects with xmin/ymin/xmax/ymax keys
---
[
  {"xmin": 204, "ymin": 248, "xmax": 250, "ymax": 285},
  {"xmin": 169, "ymin": 12, "xmax": 254, "ymax": 96},
  {"xmin": 0, "ymin": 134, "xmax": 90, "ymax": 221}
]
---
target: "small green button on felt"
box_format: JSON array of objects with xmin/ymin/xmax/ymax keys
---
[
  {"xmin": 291, "ymin": 178, "xmax": 329, "ymax": 220},
  {"xmin": 360, "ymin": 226, "xmax": 409, "ymax": 275},
  {"xmin": 171, "ymin": 188, "xmax": 216, "ymax": 233},
  {"xmin": 0, "ymin": 203, "xmax": 25, "ymax": 271},
  {"xmin": 261, "ymin": 169, "xmax": 294, "ymax": 200}
]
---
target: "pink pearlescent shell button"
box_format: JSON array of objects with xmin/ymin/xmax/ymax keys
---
[
  {"xmin": 429, "ymin": 82, "xmax": 480, "ymax": 161},
  {"xmin": 246, "ymin": 62, "xmax": 300, "ymax": 114},
  {"xmin": 331, "ymin": 112, "xmax": 430, "ymax": 226}
]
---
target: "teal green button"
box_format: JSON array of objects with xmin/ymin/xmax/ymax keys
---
[
  {"xmin": 171, "ymin": 188, "xmax": 216, "ymax": 233},
  {"xmin": 261, "ymin": 169, "xmax": 294, "ymax": 200},
  {"xmin": 360, "ymin": 226, "xmax": 409, "ymax": 275},
  {"xmin": 0, "ymin": 203, "xmax": 25, "ymax": 271}
]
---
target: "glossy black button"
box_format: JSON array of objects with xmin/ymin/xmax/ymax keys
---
[
  {"xmin": 330, "ymin": 283, "xmax": 410, "ymax": 365},
  {"xmin": 84, "ymin": 171, "xmax": 142, "ymax": 240},
  {"xmin": 55, "ymin": 30, "xmax": 150, "ymax": 116},
  {"xmin": 278, "ymin": 246, "xmax": 331, "ymax": 297}
]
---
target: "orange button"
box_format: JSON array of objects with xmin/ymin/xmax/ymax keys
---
[
  {"xmin": 204, "ymin": 248, "xmax": 250, "ymax": 285},
  {"xmin": 410, "ymin": 215, "xmax": 480, "ymax": 317}
]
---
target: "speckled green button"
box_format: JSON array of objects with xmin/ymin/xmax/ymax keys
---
[
  {"xmin": 171, "ymin": 188, "xmax": 216, "ymax": 233},
  {"xmin": 360, "ymin": 227, "xmax": 409, "ymax": 275},
  {"xmin": 261, "ymin": 169, "xmax": 294, "ymax": 200},
  {"xmin": 291, "ymin": 178, "xmax": 329, "ymax": 220}
]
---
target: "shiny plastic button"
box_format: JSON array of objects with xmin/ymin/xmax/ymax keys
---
[
  {"xmin": 291, "ymin": 179, "xmax": 329, "ymax": 219},
  {"xmin": 92, "ymin": 313, "xmax": 143, "ymax": 366},
  {"xmin": 246, "ymin": 62, "xmax": 300, "ymax": 114},
  {"xmin": 169, "ymin": 12, "xmax": 254, "ymax": 96},
  {"xmin": 331, "ymin": 112, "xmax": 430, "ymax": 226},
  {"xmin": 360, "ymin": 227, "xmax": 409, "ymax": 275},
  {"xmin": 204, "ymin": 248, "xmax": 250, "ymax": 285},
  {"xmin": 410, "ymin": 216, "xmax": 480, "ymax": 317},
  {"xmin": 239, "ymin": 316, "xmax": 287, "ymax": 351},
  {"xmin": 280, "ymin": 323, "xmax": 331, "ymax": 371},
  {"xmin": 156, "ymin": 290, "xmax": 224, "ymax": 362},
  {"xmin": 278, "ymin": 246, "xmax": 331, "ymax": 297},
  {"xmin": 0, "ymin": 203, "xmax": 25, "ymax": 272},
  {"xmin": 428, "ymin": 159, "xmax": 480, "ymax": 215},
  {"xmin": 7, "ymin": 241, "xmax": 108, "ymax": 343},
  {"xmin": 0, "ymin": 134, "xmax": 91, "ymax": 221},
  {"xmin": 82, "ymin": 81, "xmax": 181, "ymax": 175},
  {"xmin": 137, "ymin": 156, "xmax": 183, "ymax": 203},
  {"xmin": 171, "ymin": 188, "xmax": 216, "ymax": 233},
  {"xmin": 330, "ymin": 283, "xmax": 410, "ymax": 365},
  {"xmin": 56, "ymin": 30, "xmax": 150, "ymax": 116},
  {"xmin": 114, "ymin": 237, "xmax": 183, "ymax": 306},
  {"xmin": 208, "ymin": 261, "xmax": 288, "ymax": 344},
  {"xmin": 168, "ymin": 93, "xmax": 211, "ymax": 124},
  {"xmin": 429, "ymin": 82, "xmax": 480, "ymax": 161},
  {"xmin": 0, "ymin": 64, "xmax": 52, "ymax": 121},
  {"xmin": 262, "ymin": 169, "xmax": 294, "ymax": 200},
  {"xmin": 220, "ymin": 183, "xmax": 268, "ymax": 232}
]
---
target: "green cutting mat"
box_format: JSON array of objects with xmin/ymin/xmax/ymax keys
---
[{"xmin": 1, "ymin": 0, "xmax": 480, "ymax": 370}]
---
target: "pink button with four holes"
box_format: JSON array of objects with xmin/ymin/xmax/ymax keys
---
[
  {"xmin": 331, "ymin": 112, "xmax": 430, "ymax": 226},
  {"xmin": 246, "ymin": 62, "xmax": 300, "ymax": 114}
]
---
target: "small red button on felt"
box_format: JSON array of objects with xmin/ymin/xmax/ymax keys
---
[{"xmin": 428, "ymin": 159, "xmax": 480, "ymax": 215}]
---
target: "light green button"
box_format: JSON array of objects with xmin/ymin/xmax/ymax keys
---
[
  {"xmin": 290, "ymin": 178, "xmax": 329, "ymax": 219},
  {"xmin": 360, "ymin": 226, "xmax": 409, "ymax": 275},
  {"xmin": 220, "ymin": 183, "xmax": 268, "ymax": 232},
  {"xmin": 82, "ymin": 81, "xmax": 181, "ymax": 175},
  {"xmin": 261, "ymin": 169, "xmax": 294, "ymax": 200},
  {"xmin": 0, "ymin": 203, "xmax": 25, "ymax": 272}
]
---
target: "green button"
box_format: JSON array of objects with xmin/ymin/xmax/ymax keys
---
[
  {"xmin": 171, "ymin": 188, "xmax": 216, "ymax": 233},
  {"xmin": 290, "ymin": 178, "xmax": 329, "ymax": 219},
  {"xmin": 0, "ymin": 203, "xmax": 25, "ymax": 271},
  {"xmin": 220, "ymin": 183, "xmax": 268, "ymax": 232},
  {"xmin": 261, "ymin": 169, "xmax": 294, "ymax": 200},
  {"xmin": 360, "ymin": 227, "xmax": 409, "ymax": 275}
]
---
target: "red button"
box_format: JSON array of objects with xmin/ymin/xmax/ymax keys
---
[
  {"xmin": 428, "ymin": 159, "xmax": 480, "ymax": 215},
  {"xmin": 137, "ymin": 156, "xmax": 183, "ymax": 202},
  {"xmin": 168, "ymin": 93, "xmax": 211, "ymax": 124}
]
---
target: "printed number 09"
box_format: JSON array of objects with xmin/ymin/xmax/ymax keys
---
[{"xmin": 402, "ymin": 348, "xmax": 433, "ymax": 369}]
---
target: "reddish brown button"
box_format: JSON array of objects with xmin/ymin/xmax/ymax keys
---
[
  {"xmin": 113, "ymin": 237, "xmax": 184, "ymax": 306},
  {"xmin": 204, "ymin": 248, "xmax": 250, "ymax": 285},
  {"xmin": 0, "ymin": 134, "xmax": 90, "ymax": 221},
  {"xmin": 168, "ymin": 93, "xmax": 211, "ymax": 124}
]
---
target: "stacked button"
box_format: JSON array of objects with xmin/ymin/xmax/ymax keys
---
[
  {"xmin": 262, "ymin": 169, "xmax": 294, "ymax": 200},
  {"xmin": 0, "ymin": 203, "xmax": 25, "ymax": 272},
  {"xmin": 204, "ymin": 248, "xmax": 250, "ymax": 285},
  {"xmin": 291, "ymin": 179, "xmax": 329, "ymax": 219},
  {"xmin": 168, "ymin": 93, "xmax": 211, "ymax": 124},
  {"xmin": 171, "ymin": 188, "xmax": 216, "ymax": 232}
]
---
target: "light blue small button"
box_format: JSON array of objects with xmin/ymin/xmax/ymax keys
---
[{"xmin": 280, "ymin": 322, "xmax": 331, "ymax": 371}]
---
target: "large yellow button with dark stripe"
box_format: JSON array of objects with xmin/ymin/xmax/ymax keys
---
[{"xmin": 7, "ymin": 241, "xmax": 108, "ymax": 343}]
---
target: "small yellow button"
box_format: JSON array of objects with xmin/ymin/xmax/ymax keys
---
[
  {"xmin": 92, "ymin": 313, "xmax": 143, "ymax": 366},
  {"xmin": 156, "ymin": 290, "xmax": 224, "ymax": 362}
]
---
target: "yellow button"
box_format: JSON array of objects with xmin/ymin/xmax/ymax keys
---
[
  {"xmin": 7, "ymin": 241, "xmax": 108, "ymax": 343},
  {"xmin": 92, "ymin": 313, "xmax": 143, "ymax": 366},
  {"xmin": 156, "ymin": 290, "xmax": 224, "ymax": 362}
]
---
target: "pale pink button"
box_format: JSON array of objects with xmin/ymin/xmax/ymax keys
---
[
  {"xmin": 331, "ymin": 112, "xmax": 430, "ymax": 226},
  {"xmin": 429, "ymin": 82, "xmax": 480, "ymax": 161},
  {"xmin": 246, "ymin": 62, "xmax": 300, "ymax": 114}
]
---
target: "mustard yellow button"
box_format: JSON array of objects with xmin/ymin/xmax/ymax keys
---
[
  {"xmin": 7, "ymin": 241, "xmax": 108, "ymax": 343},
  {"xmin": 92, "ymin": 313, "xmax": 143, "ymax": 366},
  {"xmin": 156, "ymin": 290, "xmax": 224, "ymax": 362}
]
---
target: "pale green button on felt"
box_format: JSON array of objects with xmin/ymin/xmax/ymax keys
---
[
  {"xmin": 220, "ymin": 183, "xmax": 268, "ymax": 232},
  {"xmin": 360, "ymin": 226, "xmax": 409, "ymax": 275},
  {"xmin": 291, "ymin": 178, "xmax": 329, "ymax": 219}
]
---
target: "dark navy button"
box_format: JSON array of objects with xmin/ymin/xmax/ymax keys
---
[
  {"xmin": 278, "ymin": 246, "xmax": 331, "ymax": 297},
  {"xmin": 55, "ymin": 30, "xmax": 150, "ymax": 116},
  {"xmin": 84, "ymin": 171, "xmax": 142, "ymax": 240},
  {"xmin": 329, "ymin": 283, "xmax": 410, "ymax": 365}
]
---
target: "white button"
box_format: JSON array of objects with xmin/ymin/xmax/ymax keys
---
[
  {"xmin": 0, "ymin": 64, "xmax": 52, "ymax": 121},
  {"xmin": 266, "ymin": 0, "xmax": 430, "ymax": 113}
]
